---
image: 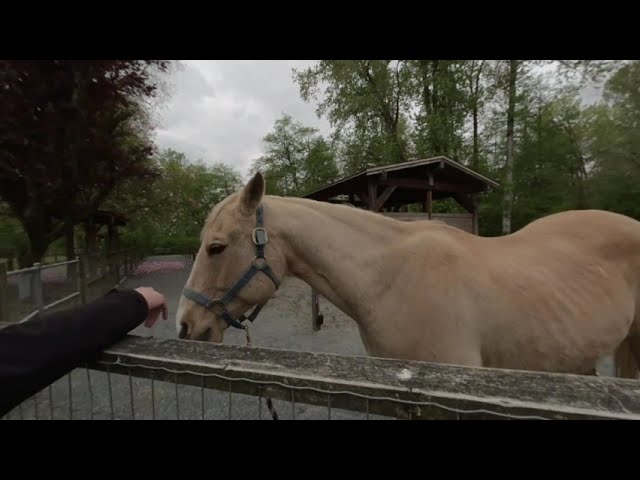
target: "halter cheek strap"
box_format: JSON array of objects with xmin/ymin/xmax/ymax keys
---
[{"xmin": 182, "ymin": 203, "xmax": 281, "ymax": 330}]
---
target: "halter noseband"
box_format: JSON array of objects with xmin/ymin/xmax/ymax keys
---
[{"xmin": 182, "ymin": 203, "xmax": 281, "ymax": 330}]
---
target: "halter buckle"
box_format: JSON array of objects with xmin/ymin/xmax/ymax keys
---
[{"xmin": 252, "ymin": 227, "xmax": 268, "ymax": 246}]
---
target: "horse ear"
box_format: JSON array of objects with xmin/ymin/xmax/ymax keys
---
[{"xmin": 240, "ymin": 171, "xmax": 265, "ymax": 214}]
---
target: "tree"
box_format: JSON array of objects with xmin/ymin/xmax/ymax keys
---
[
  {"xmin": 109, "ymin": 148, "xmax": 244, "ymax": 251},
  {"xmin": 583, "ymin": 61, "xmax": 640, "ymax": 219},
  {"xmin": 294, "ymin": 61, "xmax": 413, "ymax": 170},
  {"xmin": 250, "ymin": 114, "xmax": 339, "ymax": 196},
  {"xmin": 502, "ymin": 60, "xmax": 520, "ymax": 234},
  {"xmin": 0, "ymin": 60, "xmax": 170, "ymax": 266},
  {"xmin": 406, "ymin": 60, "xmax": 469, "ymax": 161}
]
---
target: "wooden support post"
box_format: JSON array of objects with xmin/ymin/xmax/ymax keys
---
[
  {"xmin": 107, "ymin": 223, "xmax": 116, "ymax": 254},
  {"xmin": 77, "ymin": 255, "xmax": 87, "ymax": 305},
  {"xmin": 311, "ymin": 288, "xmax": 323, "ymax": 331},
  {"xmin": 113, "ymin": 253, "xmax": 120, "ymax": 286},
  {"xmin": 0, "ymin": 261, "xmax": 8, "ymax": 323},
  {"xmin": 374, "ymin": 186, "xmax": 397, "ymax": 212},
  {"xmin": 367, "ymin": 179, "xmax": 378, "ymax": 211},
  {"xmin": 33, "ymin": 263, "xmax": 44, "ymax": 313},
  {"xmin": 472, "ymin": 194, "xmax": 479, "ymax": 235},
  {"xmin": 427, "ymin": 173, "xmax": 434, "ymax": 219}
]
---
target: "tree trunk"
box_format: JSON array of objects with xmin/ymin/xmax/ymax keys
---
[
  {"xmin": 470, "ymin": 61, "xmax": 484, "ymax": 171},
  {"xmin": 19, "ymin": 195, "xmax": 65, "ymax": 267},
  {"xmin": 65, "ymin": 219, "xmax": 75, "ymax": 260},
  {"xmin": 65, "ymin": 218, "xmax": 77, "ymax": 280},
  {"xmin": 472, "ymin": 105, "xmax": 479, "ymax": 170},
  {"xmin": 502, "ymin": 60, "xmax": 518, "ymax": 235},
  {"xmin": 21, "ymin": 222, "xmax": 51, "ymax": 267}
]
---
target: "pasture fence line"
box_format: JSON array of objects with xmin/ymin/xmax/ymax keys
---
[
  {"xmin": 2, "ymin": 331, "xmax": 640, "ymax": 420},
  {"xmin": 0, "ymin": 248, "xmax": 145, "ymax": 324}
]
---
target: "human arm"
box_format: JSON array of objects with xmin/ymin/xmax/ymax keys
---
[{"xmin": 0, "ymin": 287, "xmax": 167, "ymax": 417}]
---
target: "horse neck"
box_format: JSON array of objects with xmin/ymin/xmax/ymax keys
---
[{"xmin": 267, "ymin": 197, "xmax": 407, "ymax": 320}]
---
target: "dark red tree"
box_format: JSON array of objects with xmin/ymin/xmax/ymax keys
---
[{"xmin": 0, "ymin": 60, "xmax": 170, "ymax": 265}]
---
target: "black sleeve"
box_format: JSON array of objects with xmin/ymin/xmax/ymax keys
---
[{"xmin": 0, "ymin": 288, "xmax": 149, "ymax": 417}]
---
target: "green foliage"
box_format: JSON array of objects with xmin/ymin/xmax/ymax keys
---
[
  {"xmin": 110, "ymin": 148, "xmax": 244, "ymax": 253},
  {"xmin": 0, "ymin": 203, "xmax": 27, "ymax": 257},
  {"xmin": 0, "ymin": 60, "xmax": 171, "ymax": 265},
  {"xmin": 582, "ymin": 61, "xmax": 640, "ymax": 219},
  {"xmin": 292, "ymin": 59, "xmax": 640, "ymax": 234},
  {"xmin": 250, "ymin": 114, "xmax": 340, "ymax": 196},
  {"xmin": 294, "ymin": 61, "xmax": 413, "ymax": 169}
]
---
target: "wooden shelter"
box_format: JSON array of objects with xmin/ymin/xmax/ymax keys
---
[
  {"xmin": 302, "ymin": 155, "xmax": 500, "ymax": 330},
  {"xmin": 82, "ymin": 210, "xmax": 127, "ymax": 254},
  {"xmin": 303, "ymin": 155, "xmax": 499, "ymax": 234},
  {"xmin": 50, "ymin": 208, "xmax": 127, "ymax": 259}
]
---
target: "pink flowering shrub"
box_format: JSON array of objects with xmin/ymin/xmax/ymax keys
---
[{"xmin": 132, "ymin": 260, "xmax": 186, "ymax": 276}]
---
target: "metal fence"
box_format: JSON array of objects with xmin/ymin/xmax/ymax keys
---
[
  {"xmin": 0, "ymin": 249, "xmax": 144, "ymax": 324},
  {"xmin": 3, "ymin": 332, "xmax": 640, "ymax": 420}
]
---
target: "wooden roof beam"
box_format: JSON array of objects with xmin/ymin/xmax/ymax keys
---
[{"xmin": 379, "ymin": 177, "xmax": 476, "ymax": 194}]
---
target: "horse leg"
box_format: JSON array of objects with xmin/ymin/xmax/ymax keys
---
[
  {"xmin": 614, "ymin": 315, "xmax": 640, "ymax": 379},
  {"xmin": 625, "ymin": 315, "xmax": 640, "ymax": 377}
]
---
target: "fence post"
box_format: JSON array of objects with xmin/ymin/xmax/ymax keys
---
[
  {"xmin": 33, "ymin": 262, "xmax": 44, "ymax": 313},
  {"xmin": 77, "ymin": 255, "xmax": 87, "ymax": 305},
  {"xmin": 0, "ymin": 261, "xmax": 8, "ymax": 324},
  {"xmin": 109, "ymin": 253, "xmax": 120, "ymax": 285}
]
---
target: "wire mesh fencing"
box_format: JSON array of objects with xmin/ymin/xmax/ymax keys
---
[
  {"xmin": 4, "ymin": 334, "xmax": 640, "ymax": 421},
  {"xmin": 1, "ymin": 364, "xmax": 387, "ymax": 420}
]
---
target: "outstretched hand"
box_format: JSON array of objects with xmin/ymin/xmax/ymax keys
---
[{"xmin": 134, "ymin": 287, "xmax": 168, "ymax": 328}]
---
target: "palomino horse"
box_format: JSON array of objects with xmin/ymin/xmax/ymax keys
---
[{"xmin": 176, "ymin": 172, "xmax": 640, "ymax": 378}]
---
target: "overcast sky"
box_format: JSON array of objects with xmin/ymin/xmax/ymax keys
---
[
  {"xmin": 152, "ymin": 60, "xmax": 605, "ymax": 180},
  {"xmin": 152, "ymin": 60, "xmax": 331, "ymax": 179}
]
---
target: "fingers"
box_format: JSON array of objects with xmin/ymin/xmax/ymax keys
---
[
  {"xmin": 145, "ymin": 308, "xmax": 161, "ymax": 328},
  {"xmin": 135, "ymin": 287, "xmax": 169, "ymax": 328}
]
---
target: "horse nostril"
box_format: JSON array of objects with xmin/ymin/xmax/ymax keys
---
[{"xmin": 178, "ymin": 322, "xmax": 188, "ymax": 339}]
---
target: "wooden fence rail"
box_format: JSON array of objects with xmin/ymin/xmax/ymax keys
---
[
  {"xmin": 2, "ymin": 327, "xmax": 640, "ymax": 420},
  {"xmin": 88, "ymin": 335, "xmax": 640, "ymax": 420}
]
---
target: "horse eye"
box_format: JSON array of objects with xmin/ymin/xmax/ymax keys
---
[{"xmin": 207, "ymin": 244, "xmax": 227, "ymax": 256}]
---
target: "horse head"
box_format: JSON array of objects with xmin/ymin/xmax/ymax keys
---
[{"xmin": 176, "ymin": 172, "xmax": 285, "ymax": 342}]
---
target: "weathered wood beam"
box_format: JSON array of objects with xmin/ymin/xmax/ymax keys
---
[
  {"xmin": 472, "ymin": 194, "xmax": 479, "ymax": 235},
  {"xmin": 452, "ymin": 192, "xmax": 475, "ymax": 214},
  {"xmin": 311, "ymin": 288, "xmax": 323, "ymax": 331},
  {"xmin": 357, "ymin": 191, "xmax": 369, "ymax": 206},
  {"xmin": 374, "ymin": 186, "xmax": 397, "ymax": 211},
  {"xmin": 367, "ymin": 178, "xmax": 378, "ymax": 211},
  {"xmin": 380, "ymin": 177, "xmax": 475, "ymax": 193},
  {"xmin": 73, "ymin": 334, "xmax": 640, "ymax": 420}
]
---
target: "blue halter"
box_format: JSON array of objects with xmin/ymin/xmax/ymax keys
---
[{"xmin": 182, "ymin": 204, "xmax": 281, "ymax": 330}]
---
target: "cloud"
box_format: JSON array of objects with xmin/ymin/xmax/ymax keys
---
[
  {"xmin": 152, "ymin": 60, "xmax": 330, "ymax": 179},
  {"xmin": 151, "ymin": 60, "xmax": 608, "ymax": 180}
]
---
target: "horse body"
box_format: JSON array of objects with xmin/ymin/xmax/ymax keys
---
[{"xmin": 177, "ymin": 173, "xmax": 640, "ymax": 377}]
